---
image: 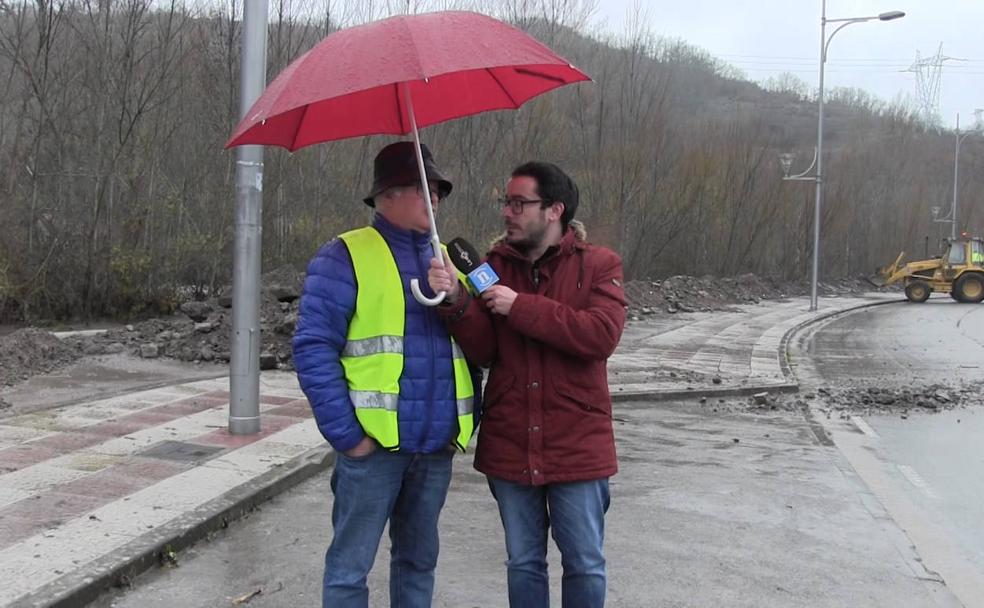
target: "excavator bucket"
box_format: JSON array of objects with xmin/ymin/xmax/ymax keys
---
[
  {"xmin": 866, "ymin": 251, "xmax": 904, "ymax": 287},
  {"xmin": 865, "ymin": 272, "xmax": 888, "ymax": 288}
]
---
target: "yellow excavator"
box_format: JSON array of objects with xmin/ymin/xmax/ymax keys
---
[{"xmin": 869, "ymin": 236, "xmax": 984, "ymax": 303}]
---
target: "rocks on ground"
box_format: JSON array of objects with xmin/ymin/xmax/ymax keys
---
[
  {"xmin": 691, "ymin": 382, "xmax": 984, "ymax": 418},
  {"xmin": 75, "ymin": 266, "xmax": 304, "ymax": 371},
  {"xmin": 0, "ymin": 269, "xmax": 883, "ymax": 385},
  {"xmin": 624, "ymin": 274, "xmax": 875, "ymax": 318}
]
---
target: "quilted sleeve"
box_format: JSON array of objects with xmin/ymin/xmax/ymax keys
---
[{"xmin": 292, "ymin": 239, "xmax": 365, "ymax": 452}]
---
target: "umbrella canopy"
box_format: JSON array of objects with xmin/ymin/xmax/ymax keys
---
[{"xmin": 225, "ymin": 10, "xmax": 589, "ymax": 151}]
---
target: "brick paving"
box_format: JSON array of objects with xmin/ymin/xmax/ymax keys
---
[{"xmin": 0, "ymin": 372, "xmax": 322, "ymax": 607}]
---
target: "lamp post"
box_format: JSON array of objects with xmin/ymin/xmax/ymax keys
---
[
  {"xmin": 932, "ymin": 111, "xmax": 982, "ymax": 240},
  {"xmin": 780, "ymin": 2, "xmax": 904, "ymax": 312},
  {"xmin": 950, "ymin": 112, "xmax": 983, "ymax": 239}
]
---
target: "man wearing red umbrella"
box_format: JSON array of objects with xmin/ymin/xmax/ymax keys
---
[
  {"xmin": 293, "ymin": 141, "xmax": 478, "ymax": 607},
  {"xmin": 430, "ymin": 161, "xmax": 627, "ymax": 607}
]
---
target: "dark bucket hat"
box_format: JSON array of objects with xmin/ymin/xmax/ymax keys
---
[{"xmin": 363, "ymin": 141, "xmax": 453, "ymax": 207}]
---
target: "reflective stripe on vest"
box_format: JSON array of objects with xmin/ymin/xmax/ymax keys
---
[{"xmin": 338, "ymin": 227, "xmax": 475, "ymax": 451}]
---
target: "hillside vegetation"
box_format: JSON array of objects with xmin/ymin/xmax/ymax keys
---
[{"xmin": 0, "ymin": 0, "xmax": 980, "ymax": 321}]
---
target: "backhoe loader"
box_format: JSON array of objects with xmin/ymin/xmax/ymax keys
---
[{"xmin": 868, "ymin": 236, "xmax": 984, "ymax": 303}]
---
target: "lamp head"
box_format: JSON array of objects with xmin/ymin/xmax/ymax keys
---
[
  {"xmin": 932, "ymin": 206, "xmax": 941, "ymax": 219},
  {"xmin": 878, "ymin": 10, "xmax": 905, "ymax": 21},
  {"xmin": 778, "ymin": 153, "xmax": 795, "ymax": 177}
]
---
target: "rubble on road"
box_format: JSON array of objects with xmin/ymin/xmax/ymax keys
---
[
  {"xmin": 693, "ymin": 382, "xmax": 984, "ymax": 418},
  {"xmin": 810, "ymin": 383, "xmax": 984, "ymax": 418}
]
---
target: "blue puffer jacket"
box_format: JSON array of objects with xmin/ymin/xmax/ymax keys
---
[{"xmin": 292, "ymin": 214, "xmax": 464, "ymax": 454}]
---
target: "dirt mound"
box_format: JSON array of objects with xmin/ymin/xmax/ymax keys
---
[
  {"xmin": 2, "ymin": 269, "xmax": 883, "ymax": 383},
  {"xmin": 624, "ymin": 274, "xmax": 877, "ymax": 316},
  {"xmin": 79, "ymin": 266, "xmax": 303, "ymax": 371},
  {"xmin": 0, "ymin": 328, "xmax": 82, "ymax": 386},
  {"xmin": 624, "ymin": 273, "xmax": 792, "ymax": 314}
]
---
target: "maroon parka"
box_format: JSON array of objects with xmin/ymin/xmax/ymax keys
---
[{"xmin": 438, "ymin": 222, "xmax": 627, "ymax": 485}]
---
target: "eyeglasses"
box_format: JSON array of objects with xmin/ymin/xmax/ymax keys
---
[
  {"xmin": 499, "ymin": 197, "xmax": 548, "ymax": 214},
  {"xmin": 416, "ymin": 184, "xmax": 443, "ymax": 201}
]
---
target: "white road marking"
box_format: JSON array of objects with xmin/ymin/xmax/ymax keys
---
[
  {"xmin": 897, "ymin": 464, "xmax": 941, "ymax": 500},
  {"xmin": 850, "ymin": 416, "xmax": 879, "ymax": 438}
]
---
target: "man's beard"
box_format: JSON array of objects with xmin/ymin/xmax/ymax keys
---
[{"xmin": 506, "ymin": 215, "xmax": 549, "ymax": 255}]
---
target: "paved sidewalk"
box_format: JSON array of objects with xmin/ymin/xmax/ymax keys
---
[
  {"xmin": 610, "ymin": 294, "xmax": 898, "ymax": 398},
  {"xmin": 0, "ymin": 374, "xmax": 327, "ymax": 608},
  {"xmin": 0, "ymin": 294, "xmax": 901, "ymax": 607}
]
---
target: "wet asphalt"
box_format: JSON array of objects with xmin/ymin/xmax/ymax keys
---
[
  {"xmin": 93, "ymin": 399, "xmax": 953, "ymax": 608},
  {"xmin": 793, "ymin": 297, "xmax": 984, "ymax": 606}
]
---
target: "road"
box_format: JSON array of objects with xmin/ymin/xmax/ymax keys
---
[
  {"xmin": 91, "ymin": 399, "xmax": 951, "ymax": 608},
  {"xmin": 792, "ymin": 296, "xmax": 984, "ymax": 606}
]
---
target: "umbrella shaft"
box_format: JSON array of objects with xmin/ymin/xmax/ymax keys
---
[{"xmin": 402, "ymin": 82, "xmax": 443, "ymax": 267}]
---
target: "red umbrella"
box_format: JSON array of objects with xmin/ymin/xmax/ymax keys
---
[{"xmin": 226, "ymin": 10, "xmax": 589, "ymax": 304}]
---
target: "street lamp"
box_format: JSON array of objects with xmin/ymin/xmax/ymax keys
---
[
  {"xmin": 780, "ymin": 2, "xmax": 904, "ymax": 312},
  {"xmin": 949, "ymin": 111, "xmax": 983, "ymax": 239}
]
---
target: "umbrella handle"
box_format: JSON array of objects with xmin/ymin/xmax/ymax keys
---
[
  {"xmin": 410, "ymin": 279, "xmax": 446, "ymax": 306},
  {"xmin": 411, "ymin": 232, "xmax": 447, "ymax": 306}
]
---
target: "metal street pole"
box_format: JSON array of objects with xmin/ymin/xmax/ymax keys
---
[
  {"xmin": 808, "ymin": 1, "xmax": 904, "ymax": 312},
  {"xmin": 811, "ymin": 2, "xmax": 827, "ymax": 312},
  {"xmin": 230, "ymin": 0, "xmax": 268, "ymax": 435},
  {"xmin": 952, "ymin": 114, "xmax": 961, "ymax": 240}
]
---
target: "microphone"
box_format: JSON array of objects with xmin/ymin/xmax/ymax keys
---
[{"xmin": 447, "ymin": 237, "xmax": 499, "ymax": 293}]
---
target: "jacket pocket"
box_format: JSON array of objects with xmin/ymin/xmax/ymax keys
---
[{"xmin": 554, "ymin": 377, "xmax": 611, "ymax": 415}]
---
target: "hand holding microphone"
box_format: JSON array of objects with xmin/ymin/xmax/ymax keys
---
[
  {"xmin": 447, "ymin": 238, "xmax": 500, "ymax": 293},
  {"xmin": 481, "ymin": 284, "xmax": 517, "ymax": 316},
  {"xmin": 445, "ymin": 238, "xmax": 516, "ymax": 315}
]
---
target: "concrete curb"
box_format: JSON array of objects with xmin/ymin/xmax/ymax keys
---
[
  {"xmin": 612, "ymin": 382, "xmax": 799, "ymax": 404},
  {"xmin": 14, "ymin": 446, "xmax": 335, "ymax": 608},
  {"xmin": 778, "ymin": 297, "xmax": 904, "ymax": 383},
  {"xmin": 612, "ymin": 295, "xmax": 905, "ymax": 405}
]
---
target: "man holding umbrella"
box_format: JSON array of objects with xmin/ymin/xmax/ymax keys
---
[
  {"xmin": 429, "ymin": 161, "xmax": 627, "ymax": 607},
  {"xmin": 293, "ymin": 141, "xmax": 477, "ymax": 607}
]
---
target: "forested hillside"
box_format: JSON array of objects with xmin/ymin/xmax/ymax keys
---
[{"xmin": 1, "ymin": 0, "xmax": 980, "ymax": 321}]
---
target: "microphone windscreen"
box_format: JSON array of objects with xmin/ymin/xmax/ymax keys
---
[{"xmin": 447, "ymin": 237, "xmax": 481, "ymax": 274}]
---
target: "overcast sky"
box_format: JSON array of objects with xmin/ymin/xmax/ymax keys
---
[{"xmin": 592, "ymin": 0, "xmax": 984, "ymax": 129}]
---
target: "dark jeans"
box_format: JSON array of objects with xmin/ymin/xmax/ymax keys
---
[
  {"xmin": 323, "ymin": 448, "xmax": 453, "ymax": 608},
  {"xmin": 488, "ymin": 476, "xmax": 611, "ymax": 608}
]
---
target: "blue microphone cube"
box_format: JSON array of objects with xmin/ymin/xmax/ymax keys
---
[{"xmin": 468, "ymin": 263, "xmax": 499, "ymax": 293}]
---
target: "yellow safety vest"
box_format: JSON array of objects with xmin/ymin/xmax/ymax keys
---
[{"xmin": 338, "ymin": 227, "xmax": 475, "ymax": 451}]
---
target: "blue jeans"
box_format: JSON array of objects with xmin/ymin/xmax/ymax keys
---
[
  {"xmin": 488, "ymin": 477, "xmax": 610, "ymax": 608},
  {"xmin": 323, "ymin": 448, "xmax": 453, "ymax": 608}
]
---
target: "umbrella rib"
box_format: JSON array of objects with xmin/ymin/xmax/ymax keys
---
[
  {"xmin": 291, "ymin": 103, "xmax": 312, "ymax": 152},
  {"xmin": 395, "ymin": 82, "xmax": 405, "ymax": 134},
  {"xmin": 488, "ymin": 67, "xmax": 520, "ymax": 108}
]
